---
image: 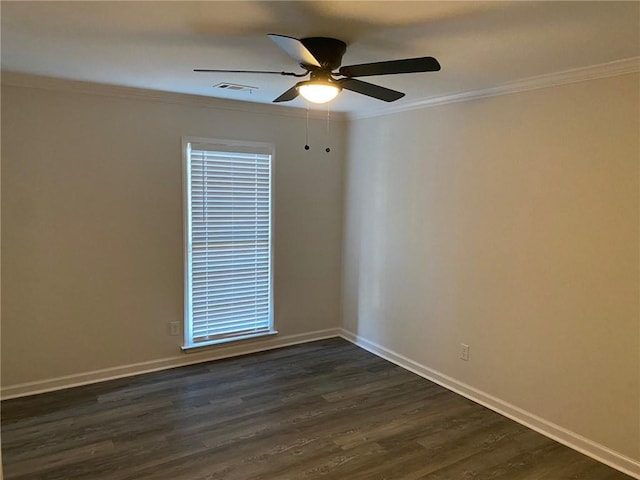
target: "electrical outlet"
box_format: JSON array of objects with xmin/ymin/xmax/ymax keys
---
[
  {"xmin": 169, "ymin": 321, "xmax": 180, "ymax": 336},
  {"xmin": 460, "ymin": 343, "xmax": 470, "ymax": 361}
]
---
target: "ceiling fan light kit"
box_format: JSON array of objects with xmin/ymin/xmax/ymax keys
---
[
  {"xmin": 195, "ymin": 34, "xmax": 440, "ymax": 104},
  {"xmin": 297, "ymin": 81, "xmax": 341, "ymax": 104},
  {"xmin": 296, "ymin": 71, "xmax": 342, "ymax": 103}
]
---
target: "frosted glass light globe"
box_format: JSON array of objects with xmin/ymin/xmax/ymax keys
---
[{"xmin": 298, "ymin": 82, "xmax": 340, "ymax": 104}]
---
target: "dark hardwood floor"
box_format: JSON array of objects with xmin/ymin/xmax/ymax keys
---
[{"xmin": 1, "ymin": 338, "xmax": 632, "ymax": 479}]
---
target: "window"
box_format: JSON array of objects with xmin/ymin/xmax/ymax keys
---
[{"xmin": 182, "ymin": 138, "xmax": 275, "ymax": 349}]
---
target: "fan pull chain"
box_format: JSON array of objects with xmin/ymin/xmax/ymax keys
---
[
  {"xmin": 304, "ymin": 103, "xmax": 310, "ymax": 150},
  {"xmin": 325, "ymin": 104, "xmax": 331, "ymax": 153}
]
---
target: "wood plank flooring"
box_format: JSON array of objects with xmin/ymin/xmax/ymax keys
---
[{"xmin": 1, "ymin": 338, "xmax": 632, "ymax": 479}]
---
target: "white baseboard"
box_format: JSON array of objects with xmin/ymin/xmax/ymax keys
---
[
  {"xmin": 338, "ymin": 329, "xmax": 640, "ymax": 479},
  {"xmin": 3, "ymin": 327, "xmax": 637, "ymax": 478},
  {"xmin": 0, "ymin": 328, "xmax": 341, "ymax": 400}
]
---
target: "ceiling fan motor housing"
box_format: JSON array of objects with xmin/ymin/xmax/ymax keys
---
[{"xmin": 300, "ymin": 37, "xmax": 347, "ymax": 71}]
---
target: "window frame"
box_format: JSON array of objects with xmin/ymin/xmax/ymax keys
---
[{"xmin": 181, "ymin": 136, "xmax": 276, "ymax": 350}]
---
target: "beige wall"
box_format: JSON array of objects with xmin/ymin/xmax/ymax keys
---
[
  {"xmin": 342, "ymin": 73, "xmax": 640, "ymax": 460},
  {"xmin": 1, "ymin": 82, "xmax": 345, "ymax": 386},
  {"xmin": 2, "ymin": 71, "xmax": 639, "ymax": 464}
]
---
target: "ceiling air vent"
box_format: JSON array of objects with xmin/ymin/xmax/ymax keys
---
[{"xmin": 213, "ymin": 82, "xmax": 257, "ymax": 92}]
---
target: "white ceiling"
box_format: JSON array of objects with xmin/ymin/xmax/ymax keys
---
[{"xmin": 2, "ymin": 1, "xmax": 639, "ymax": 114}]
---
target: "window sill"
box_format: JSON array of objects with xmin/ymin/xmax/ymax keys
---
[{"xmin": 181, "ymin": 330, "xmax": 279, "ymax": 352}]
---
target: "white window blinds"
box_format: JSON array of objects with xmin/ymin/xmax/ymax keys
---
[{"xmin": 184, "ymin": 140, "xmax": 274, "ymax": 348}]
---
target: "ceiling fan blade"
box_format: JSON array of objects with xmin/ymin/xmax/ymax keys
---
[
  {"xmin": 338, "ymin": 78, "xmax": 405, "ymax": 102},
  {"xmin": 273, "ymin": 86, "xmax": 299, "ymax": 103},
  {"xmin": 194, "ymin": 69, "xmax": 307, "ymax": 77},
  {"xmin": 268, "ymin": 34, "xmax": 321, "ymax": 68},
  {"xmin": 339, "ymin": 57, "xmax": 440, "ymax": 77}
]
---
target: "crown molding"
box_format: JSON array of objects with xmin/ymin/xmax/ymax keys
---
[
  {"xmin": 352, "ymin": 56, "xmax": 640, "ymax": 120},
  {"xmin": 0, "ymin": 71, "xmax": 348, "ymax": 122},
  {"xmin": 3, "ymin": 57, "xmax": 638, "ymax": 123}
]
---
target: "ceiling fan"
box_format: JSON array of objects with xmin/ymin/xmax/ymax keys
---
[{"xmin": 195, "ymin": 34, "xmax": 441, "ymax": 104}]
